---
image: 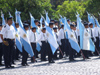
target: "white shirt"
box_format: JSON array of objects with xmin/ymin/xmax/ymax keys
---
[
  {"xmin": 58, "ymin": 28, "xmax": 65, "ymax": 40},
  {"xmin": 1, "ymin": 24, "xmax": 15, "ymax": 39},
  {"xmin": 89, "ymin": 28, "xmax": 95, "ymax": 38},
  {"xmin": 54, "ymin": 32, "xmax": 58, "ymax": 42},
  {"xmin": 37, "ymin": 27, "xmax": 41, "ymax": 34},
  {"xmin": 29, "ymin": 30, "xmax": 37, "ymax": 43},
  {"xmin": 57, "ymin": 28, "xmax": 65, "ymax": 45},
  {"xmin": 37, "ymin": 32, "xmax": 47, "ymax": 42},
  {"xmin": 94, "ymin": 27, "xmax": 99, "ymax": 37}
]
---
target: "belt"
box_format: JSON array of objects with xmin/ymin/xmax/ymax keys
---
[
  {"xmin": 41, "ymin": 41, "xmax": 46, "ymax": 43},
  {"xmin": 61, "ymin": 39, "xmax": 65, "ymax": 40},
  {"xmin": 31, "ymin": 42, "xmax": 36, "ymax": 44},
  {"xmin": 5, "ymin": 39, "xmax": 14, "ymax": 40}
]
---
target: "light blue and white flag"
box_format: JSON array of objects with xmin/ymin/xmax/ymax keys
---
[
  {"xmin": 94, "ymin": 17, "xmax": 100, "ymax": 27},
  {"xmin": 45, "ymin": 12, "xmax": 59, "ymax": 54},
  {"xmin": 76, "ymin": 12, "xmax": 81, "ymax": 29},
  {"xmin": 46, "ymin": 12, "xmax": 50, "ymax": 25},
  {"xmin": 59, "ymin": 14, "xmax": 64, "ymax": 24},
  {"xmin": 64, "ymin": 17, "xmax": 80, "ymax": 53},
  {"xmin": 29, "ymin": 13, "xmax": 36, "ymax": 28},
  {"xmin": 9, "ymin": 12, "xmax": 22, "ymax": 52},
  {"xmin": 77, "ymin": 15, "xmax": 95, "ymax": 52},
  {"xmin": 87, "ymin": 12, "xmax": 95, "ymax": 27},
  {"xmin": 40, "ymin": 15, "xmax": 44, "ymax": 28},
  {"xmin": 29, "ymin": 13, "xmax": 41, "ymax": 52},
  {"xmin": 1, "ymin": 11, "xmax": 6, "ymax": 25},
  {"xmin": 16, "ymin": 10, "xmax": 34, "ymax": 56}
]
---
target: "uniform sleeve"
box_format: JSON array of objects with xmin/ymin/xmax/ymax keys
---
[{"xmin": 0, "ymin": 26, "xmax": 7, "ymax": 35}]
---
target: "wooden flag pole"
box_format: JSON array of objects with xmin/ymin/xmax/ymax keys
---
[
  {"xmin": 80, "ymin": 50, "xmax": 85, "ymax": 60},
  {"xmin": 95, "ymin": 47, "xmax": 100, "ymax": 58},
  {"xmin": 59, "ymin": 47, "xmax": 64, "ymax": 57}
]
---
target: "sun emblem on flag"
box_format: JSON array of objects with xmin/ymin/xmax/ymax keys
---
[
  {"xmin": 64, "ymin": 29, "xmax": 67, "ymax": 32},
  {"xmin": 47, "ymin": 33, "xmax": 49, "ymax": 37},
  {"xmin": 60, "ymin": 22, "xmax": 63, "ymax": 24},
  {"xmin": 15, "ymin": 34, "xmax": 18, "ymax": 37},
  {"xmin": 85, "ymin": 33, "xmax": 88, "ymax": 36},
  {"xmin": 23, "ymin": 34, "xmax": 27, "ymax": 37},
  {"xmin": 31, "ymin": 26, "xmax": 32, "ymax": 29},
  {"xmin": 71, "ymin": 34, "xmax": 73, "ymax": 37}
]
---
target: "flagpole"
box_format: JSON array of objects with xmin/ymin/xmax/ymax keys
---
[
  {"xmin": 80, "ymin": 50, "xmax": 85, "ymax": 60},
  {"xmin": 33, "ymin": 56, "xmax": 37, "ymax": 62},
  {"xmin": 95, "ymin": 47, "xmax": 100, "ymax": 57},
  {"xmin": 59, "ymin": 47, "xmax": 63, "ymax": 57}
]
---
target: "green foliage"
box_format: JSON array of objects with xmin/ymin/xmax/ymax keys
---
[
  {"xmin": 55, "ymin": 0, "xmax": 86, "ymax": 21},
  {"xmin": 0, "ymin": 0, "xmax": 53, "ymax": 21},
  {"xmin": 86, "ymin": 0, "xmax": 100, "ymax": 17},
  {"xmin": 0, "ymin": 0, "xmax": 100, "ymax": 21}
]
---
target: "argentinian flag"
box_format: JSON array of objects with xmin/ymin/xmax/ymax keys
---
[
  {"xmin": 77, "ymin": 16, "xmax": 95, "ymax": 52},
  {"xmin": 29, "ymin": 13, "xmax": 41, "ymax": 52},
  {"xmin": 59, "ymin": 14, "xmax": 64, "ymax": 24},
  {"xmin": 40, "ymin": 15, "xmax": 44, "ymax": 28},
  {"xmin": 45, "ymin": 12, "xmax": 59, "ymax": 54},
  {"xmin": 87, "ymin": 12, "xmax": 95, "ymax": 28},
  {"xmin": 8, "ymin": 12, "xmax": 22, "ymax": 52},
  {"xmin": 64, "ymin": 17, "xmax": 80, "ymax": 53},
  {"xmin": 16, "ymin": 10, "xmax": 34, "ymax": 56},
  {"xmin": 95, "ymin": 18, "xmax": 100, "ymax": 27},
  {"xmin": 1, "ymin": 11, "xmax": 6, "ymax": 25}
]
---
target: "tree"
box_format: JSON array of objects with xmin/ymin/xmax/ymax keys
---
[
  {"xmin": 55, "ymin": 0, "xmax": 86, "ymax": 21},
  {"xmin": 0, "ymin": 0, "xmax": 53, "ymax": 21}
]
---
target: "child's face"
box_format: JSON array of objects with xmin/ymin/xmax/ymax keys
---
[
  {"xmin": 42, "ymin": 30, "xmax": 46, "ymax": 33},
  {"xmin": 32, "ymin": 29, "xmax": 36, "ymax": 32}
]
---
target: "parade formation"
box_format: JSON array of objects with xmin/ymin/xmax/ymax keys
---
[{"xmin": 0, "ymin": 10, "xmax": 100, "ymax": 69}]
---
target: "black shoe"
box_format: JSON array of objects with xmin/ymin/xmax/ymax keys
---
[
  {"xmin": 12, "ymin": 62, "xmax": 16, "ymax": 65},
  {"xmin": 53, "ymin": 57, "xmax": 59, "ymax": 60},
  {"xmin": 87, "ymin": 57, "xmax": 91, "ymax": 59},
  {"xmin": 59, "ymin": 57, "xmax": 63, "ymax": 59},
  {"xmin": 69, "ymin": 59, "xmax": 75, "ymax": 61},
  {"xmin": 16, "ymin": 58, "xmax": 19, "ymax": 60},
  {"xmin": 31, "ymin": 60, "xmax": 34, "ymax": 63},
  {"xmin": 41, "ymin": 59, "xmax": 47, "ymax": 61},
  {"xmin": 10, "ymin": 66, "xmax": 15, "ymax": 68},
  {"xmin": 36, "ymin": 56, "xmax": 39, "ymax": 58},
  {"xmin": 26, "ymin": 63, "xmax": 29, "ymax": 66},
  {"xmin": 51, "ymin": 60, "xmax": 55, "ymax": 63},
  {"xmin": 49, "ymin": 61, "xmax": 53, "ymax": 63},
  {"xmin": 49, "ymin": 60, "xmax": 55, "ymax": 63},
  {"xmin": 5, "ymin": 66, "xmax": 10, "ymax": 69},
  {"xmin": 21, "ymin": 64, "xmax": 26, "ymax": 66},
  {"xmin": 0, "ymin": 64, "xmax": 4, "ymax": 66}
]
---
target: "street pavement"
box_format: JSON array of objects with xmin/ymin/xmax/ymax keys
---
[{"xmin": 0, "ymin": 56, "xmax": 100, "ymax": 75}]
